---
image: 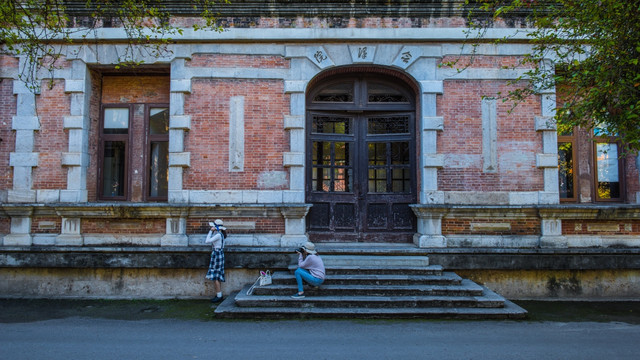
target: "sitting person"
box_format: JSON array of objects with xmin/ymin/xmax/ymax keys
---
[{"xmin": 291, "ymin": 241, "xmax": 325, "ymax": 299}]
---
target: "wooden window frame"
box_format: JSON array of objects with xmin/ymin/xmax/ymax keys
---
[
  {"xmin": 98, "ymin": 104, "xmax": 133, "ymax": 201},
  {"xmin": 557, "ymin": 130, "xmax": 578, "ymax": 202},
  {"xmin": 144, "ymin": 104, "xmax": 170, "ymax": 202},
  {"xmin": 592, "ymin": 132, "xmax": 625, "ymax": 202}
]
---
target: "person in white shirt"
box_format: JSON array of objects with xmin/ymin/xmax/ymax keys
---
[{"xmin": 205, "ymin": 219, "xmax": 227, "ymax": 303}]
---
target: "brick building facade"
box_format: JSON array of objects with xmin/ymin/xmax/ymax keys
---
[{"xmin": 1, "ymin": 1, "xmax": 639, "ymax": 299}]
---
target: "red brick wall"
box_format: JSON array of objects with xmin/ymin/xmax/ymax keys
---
[
  {"xmin": 187, "ymin": 54, "xmax": 289, "ymax": 69},
  {"xmin": 33, "ymin": 80, "xmax": 69, "ymax": 189},
  {"xmin": 183, "ymin": 79, "xmax": 289, "ymax": 190},
  {"xmin": 437, "ymin": 79, "xmax": 543, "ymax": 192},
  {"xmin": 31, "ymin": 217, "xmax": 62, "ymax": 234},
  {"xmin": 0, "ymin": 218, "xmax": 10, "ymax": 234},
  {"xmin": 101, "ymin": 76, "xmax": 170, "ymax": 104},
  {"xmin": 82, "ymin": 219, "xmax": 165, "ymax": 234},
  {"xmin": 442, "ymin": 218, "xmax": 541, "ymax": 236},
  {"xmin": 0, "ymin": 63, "xmax": 17, "ymax": 191},
  {"xmin": 625, "ymin": 154, "xmax": 639, "ymax": 201},
  {"xmin": 186, "ymin": 218, "xmax": 285, "ymax": 235},
  {"xmin": 563, "ymin": 220, "xmax": 640, "ymax": 236}
]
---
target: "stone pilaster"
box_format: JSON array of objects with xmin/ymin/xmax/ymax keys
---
[
  {"xmin": 168, "ymin": 58, "xmax": 191, "ymax": 203},
  {"xmin": 56, "ymin": 218, "xmax": 83, "ymax": 246},
  {"xmin": 411, "ymin": 206, "xmax": 447, "ymax": 248},
  {"xmin": 9, "ymin": 59, "xmax": 39, "ymax": 203},
  {"xmin": 61, "ymin": 60, "xmax": 91, "ymax": 202},
  {"xmin": 161, "ymin": 217, "xmax": 188, "ymax": 246}
]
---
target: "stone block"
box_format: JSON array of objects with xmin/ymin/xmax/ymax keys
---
[
  {"xmin": 161, "ymin": 234, "xmax": 189, "ymax": 247},
  {"xmin": 283, "ymin": 152, "xmax": 304, "ymax": 167},
  {"xmin": 539, "ymin": 235, "xmax": 568, "ymax": 248},
  {"xmin": 509, "ymin": 192, "xmax": 539, "ymax": 205},
  {"xmin": 32, "ymin": 234, "xmax": 56, "ymax": 246},
  {"xmin": 349, "ymin": 45, "xmax": 376, "ymax": 63},
  {"xmin": 284, "ymin": 217, "xmax": 305, "ymax": 235},
  {"xmin": 64, "ymin": 79, "xmax": 86, "ymax": 93},
  {"xmin": 284, "ymin": 115, "xmax": 304, "ymax": 129},
  {"xmin": 12, "ymin": 116, "xmax": 40, "ymax": 130},
  {"xmin": 445, "ymin": 191, "xmax": 509, "ymax": 205},
  {"xmin": 168, "ymin": 190, "xmax": 190, "ymax": 203},
  {"xmin": 257, "ymin": 191, "xmax": 283, "ymax": 203},
  {"xmin": 420, "ymin": 80, "xmax": 444, "ymax": 94},
  {"xmin": 534, "ymin": 116, "xmax": 556, "ymax": 131},
  {"xmin": 56, "ymin": 234, "xmax": 84, "ymax": 246},
  {"xmin": 536, "ymin": 153, "xmax": 558, "ymax": 168},
  {"xmin": 169, "ymin": 152, "xmax": 191, "ymax": 167},
  {"xmin": 14, "ymin": 130, "xmax": 35, "ymax": 152},
  {"xmin": 284, "ymin": 80, "xmax": 307, "ymax": 93},
  {"xmin": 242, "ymin": 190, "xmax": 258, "ymax": 203},
  {"xmin": 423, "ymin": 154, "xmax": 444, "ymax": 168},
  {"xmin": 59, "ymin": 190, "xmax": 88, "ymax": 203},
  {"xmin": 61, "ymin": 152, "xmax": 83, "ymax": 167},
  {"xmin": 36, "ymin": 190, "xmax": 60, "ymax": 203},
  {"xmin": 9, "ymin": 152, "xmax": 39, "ymax": 167},
  {"xmin": 7, "ymin": 190, "xmax": 36, "ymax": 203},
  {"xmin": 3, "ymin": 234, "xmax": 32, "ymax": 246},
  {"xmin": 281, "ymin": 234, "xmax": 308, "ymax": 248},
  {"xmin": 422, "ymin": 116, "xmax": 444, "ymax": 131},
  {"xmin": 421, "ymin": 190, "xmax": 444, "ymax": 204},
  {"xmin": 414, "ymin": 234, "xmax": 447, "ymax": 248},
  {"xmin": 169, "ymin": 115, "xmax": 191, "ymax": 130},
  {"xmin": 392, "ymin": 46, "xmax": 422, "ymax": 69},
  {"xmin": 283, "ymin": 190, "xmax": 304, "ymax": 203},
  {"xmin": 170, "ymin": 79, "xmax": 191, "ymax": 93},
  {"xmin": 538, "ymin": 191, "xmax": 560, "ymax": 204}
]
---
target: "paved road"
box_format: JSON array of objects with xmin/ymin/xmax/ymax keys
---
[{"xmin": 1, "ymin": 318, "xmax": 639, "ymax": 360}]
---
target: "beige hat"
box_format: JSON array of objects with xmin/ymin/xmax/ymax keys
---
[
  {"xmin": 210, "ymin": 219, "xmax": 227, "ymax": 230},
  {"xmin": 301, "ymin": 241, "xmax": 317, "ymax": 255}
]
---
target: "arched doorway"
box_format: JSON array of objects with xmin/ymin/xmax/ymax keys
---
[{"xmin": 305, "ymin": 70, "xmax": 418, "ymax": 243}]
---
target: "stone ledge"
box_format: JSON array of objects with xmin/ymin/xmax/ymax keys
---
[{"xmin": 1, "ymin": 246, "xmax": 639, "ymax": 271}]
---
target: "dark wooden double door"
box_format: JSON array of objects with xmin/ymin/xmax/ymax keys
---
[{"xmin": 305, "ymin": 74, "xmax": 417, "ymax": 242}]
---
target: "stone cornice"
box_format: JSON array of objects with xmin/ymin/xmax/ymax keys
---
[
  {"xmin": 411, "ymin": 204, "xmax": 640, "ymax": 220},
  {"xmin": 1, "ymin": 203, "xmax": 311, "ymax": 219}
]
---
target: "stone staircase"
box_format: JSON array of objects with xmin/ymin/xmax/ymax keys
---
[{"xmin": 214, "ymin": 255, "xmax": 527, "ymax": 319}]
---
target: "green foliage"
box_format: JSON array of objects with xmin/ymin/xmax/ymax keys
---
[
  {"xmin": 0, "ymin": 0, "xmax": 229, "ymax": 91},
  {"xmin": 460, "ymin": 0, "xmax": 640, "ymax": 154}
]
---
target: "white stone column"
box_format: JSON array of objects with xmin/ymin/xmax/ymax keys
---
[
  {"xmin": 61, "ymin": 60, "xmax": 91, "ymax": 202},
  {"xmin": 168, "ymin": 58, "xmax": 191, "ymax": 203}
]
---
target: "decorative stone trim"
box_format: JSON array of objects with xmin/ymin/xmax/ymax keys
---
[
  {"xmin": 11, "ymin": 116, "xmax": 40, "ymax": 130},
  {"xmin": 168, "ymin": 152, "xmax": 191, "ymax": 168},
  {"xmin": 283, "ymin": 152, "xmax": 304, "ymax": 167}
]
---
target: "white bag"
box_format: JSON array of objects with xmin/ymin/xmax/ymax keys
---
[
  {"xmin": 259, "ymin": 270, "xmax": 272, "ymax": 286},
  {"xmin": 246, "ymin": 270, "xmax": 272, "ymax": 295}
]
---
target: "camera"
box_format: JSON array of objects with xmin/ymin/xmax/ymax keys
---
[{"xmin": 297, "ymin": 247, "xmax": 305, "ymax": 253}]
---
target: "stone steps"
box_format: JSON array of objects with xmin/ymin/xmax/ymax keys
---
[
  {"xmin": 272, "ymin": 271, "xmax": 463, "ymax": 286},
  {"xmin": 214, "ymin": 254, "xmax": 528, "ymax": 319},
  {"xmin": 257, "ymin": 276, "xmax": 481, "ymax": 296}
]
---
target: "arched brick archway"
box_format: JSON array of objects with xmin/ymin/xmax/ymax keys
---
[{"xmin": 305, "ymin": 67, "xmax": 418, "ymax": 243}]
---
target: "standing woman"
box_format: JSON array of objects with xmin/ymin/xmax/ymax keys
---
[{"xmin": 205, "ymin": 219, "xmax": 227, "ymax": 303}]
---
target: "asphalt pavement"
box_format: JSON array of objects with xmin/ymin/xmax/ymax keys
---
[{"xmin": 1, "ymin": 299, "xmax": 640, "ymax": 360}]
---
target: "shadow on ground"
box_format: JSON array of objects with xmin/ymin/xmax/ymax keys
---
[{"xmin": 1, "ymin": 299, "xmax": 639, "ymax": 324}]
